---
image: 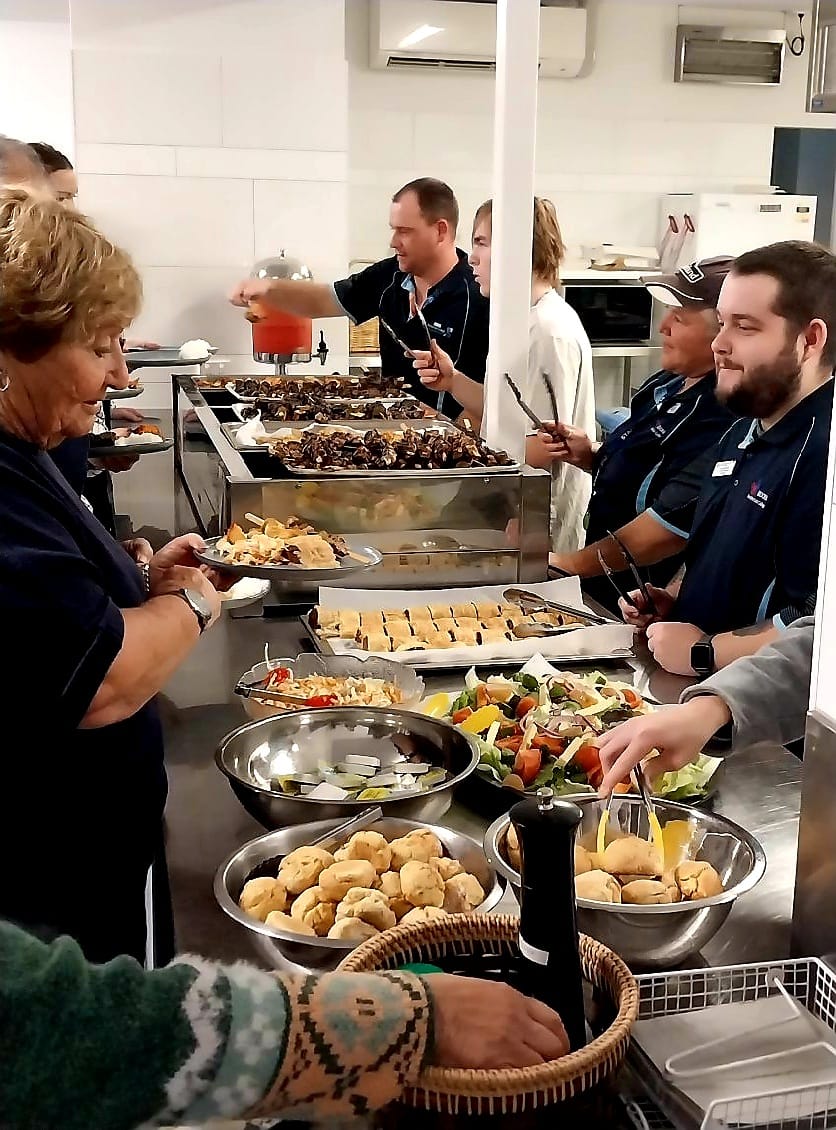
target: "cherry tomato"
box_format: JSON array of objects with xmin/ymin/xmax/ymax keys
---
[
  {"xmin": 452, "ymin": 707, "xmax": 473, "ymax": 725},
  {"xmin": 516, "ymin": 695, "xmax": 538, "ymax": 718},
  {"xmin": 622, "ymin": 688, "xmax": 641, "ymax": 709},
  {"xmin": 533, "ymin": 734, "xmax": 566, "ymax": 756},
  {"xmin": 266, "ymin": 666, "xmax": 291, "ymax": 686},
  {"xmin": 305, "ymin": 694, "xmax": 338, "ymax": 708},
  {"xmin": 572, "ymin": 743, "xmax": 601, "ymax": 773},
  {"xmin": 513, "ymin": 746, "xmax": 542, "ymax": 786}
]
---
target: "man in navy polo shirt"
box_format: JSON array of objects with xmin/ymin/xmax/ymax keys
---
[
  {"xmin": 621, "ymin": 240, "xmax": 835, "ymax": 678},
  {"xmin": 228, "ymin": 178, "xmax": 489, "ymax": 418}
]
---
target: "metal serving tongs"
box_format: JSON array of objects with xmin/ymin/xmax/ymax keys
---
[
  {"xmin": 596, "ymin": 762, "xmax": 665, "ymax": 863},
  {"xmin": 409, "ymin": 293, "xmax": 445, "ymax": 413},
  {"xmin": 379, "ymin": 316, "xmax": 418, "ymax": 360},
  {"xmin": 596, "ymin": 528, "xmax": 658, "ymax": 615},
  {"xmin": 503, "ymin": 586, "xmax": 610, "ymax": 626},
  {"xmin": 308, "ymin": 806, "xmax": 384, "ymax": 853},
  {"xmin": 234, "ymin": 679, "xmax": 310, "ymax": 708},
  {"xmin": 504, "ymin": 371, "xmax": 562, "ymax": 430}
]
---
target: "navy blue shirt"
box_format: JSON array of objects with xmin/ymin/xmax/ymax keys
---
[
  {"xmin": 333, "ymin": 250, "xmax": 490, "ymax": 416},
  {"xmin": 582, "ymin": 369, "xmax": 734, "ymax": 610},
  {"xmin": 0, "ymin": 430, "xmax": 166, "ymax": 963},
  {"xmin": 673, "ymin": 379, "xmax": 834, "ymax": 635}
]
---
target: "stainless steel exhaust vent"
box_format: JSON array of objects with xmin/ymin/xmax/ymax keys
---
[{"xmin": 675, "ymin": 25, "xmax": 785, "ymax": 86}]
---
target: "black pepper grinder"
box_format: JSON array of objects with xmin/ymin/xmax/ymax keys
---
[{"xmin": 510, "ymin": 787, "xmax": 586, "ymax": 1050}]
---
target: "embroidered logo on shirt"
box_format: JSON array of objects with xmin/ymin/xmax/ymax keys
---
[{"xmin": 746, "ymin": 481, "xmax": 769, "ymax": 510}]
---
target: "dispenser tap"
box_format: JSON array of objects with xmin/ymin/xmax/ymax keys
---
[{"xmin": 316, "ymin": 330, "xmax": 329, "ymax": 366}]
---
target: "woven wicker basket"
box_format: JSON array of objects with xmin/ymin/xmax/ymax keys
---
[
  {"xmin": 349, "ymin": 317, "xmax": 380, "ymax": 355},
  {"xmin": 339, "ymin": 913, "xmax": 638, "ymax": 1116}
]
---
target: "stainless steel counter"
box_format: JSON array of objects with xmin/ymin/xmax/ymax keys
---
[
  {"xmin": 160, "ymin": 607, "xmax": 801, "ymax": 969},
  {"xmin": 109, "ymin": 448, "xmax": 804, "ymax": 1129},
  {"xmin": 111, "ymin": 448, "xmax": 802, "ymax": 969}
]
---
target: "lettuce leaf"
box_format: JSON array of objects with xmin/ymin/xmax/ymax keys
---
[
  {"xmin": 475, "ymin": 736, "xmax": 510, "ymax": 781},
  {"xmin": 655, "ymin": 754, "xmax": 722, "ymax": 799}
]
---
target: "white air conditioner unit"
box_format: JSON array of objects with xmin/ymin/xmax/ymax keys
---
[{"xmin": 369, "ymin": 0, "xmax": 588, "ymax": 78}]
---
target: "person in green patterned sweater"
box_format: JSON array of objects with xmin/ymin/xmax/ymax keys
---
[{"xmin": 0, "ymin": 919, "xmax": 568, "ymax": 1129}]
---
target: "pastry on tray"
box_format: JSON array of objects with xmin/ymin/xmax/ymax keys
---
[{"xmin": 310, "ymin": 600, "xmax": 584, "ymax": 652}]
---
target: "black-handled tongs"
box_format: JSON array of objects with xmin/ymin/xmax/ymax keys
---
[
  {"xmin": 503, "ymin": 372, "xmax": 561, "ymax": 430},
  {"xmin": 597, "ymin": 528, "xmax": 658, "ymax": 615}
]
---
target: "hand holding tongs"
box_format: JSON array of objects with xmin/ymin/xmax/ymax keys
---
[
  {"xmin": 596, "ymin": 528, "xmax": 658, "ymax": 615},
  {"xmin": 597, "ymin": 761, "xmax": 664, "ymax": 859},
  {"xmin": 409, "ymin": 294, "xmax": 445, "ymax": 412}
]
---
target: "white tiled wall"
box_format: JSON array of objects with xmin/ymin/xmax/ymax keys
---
[
  {"xmin": 68, "ymin": 0, "xmax": 350, "ymax": 410},
  {"xmin": 347, "ymin": 0, "xmax": 821, "ymax": 260},
  {"xmin": 346, "ymin": 0, "xmax": 826, "ymax": 405},
  {"xmin": 0, "ymin": 2, "xmax": 74, "ymax": 159}
]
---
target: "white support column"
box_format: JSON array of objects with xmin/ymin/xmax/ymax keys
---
[{"xmin": 483, "ymin": 0, "xmax": 541, "ymax": 462}]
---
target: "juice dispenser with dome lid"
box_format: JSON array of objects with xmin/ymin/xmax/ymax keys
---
[{"xmin": 247, "ymin": 250, "xmax": 329, "ymax": 374}]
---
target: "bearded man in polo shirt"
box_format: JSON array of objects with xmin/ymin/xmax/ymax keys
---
[{"xmin": 621, "ymin": 240, "xmax": 835, "ymax": 678}]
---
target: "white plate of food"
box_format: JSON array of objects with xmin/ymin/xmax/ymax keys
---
[
  {"xmin": 195, "ymin": 514, "xmax": 382, "ymax": 580},
  {"xmin": 89, "ymin": 425, "xmax": 173, "ymax": 456}
]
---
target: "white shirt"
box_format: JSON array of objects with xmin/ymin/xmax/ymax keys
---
[{"xmin": 524, "ymin": 288, "xmax": 596, "ymax": 553}]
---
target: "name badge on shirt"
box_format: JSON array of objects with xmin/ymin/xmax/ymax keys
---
[{"xmin": 712, "ymin": 459, "xmax": 736, "ymax": 478}]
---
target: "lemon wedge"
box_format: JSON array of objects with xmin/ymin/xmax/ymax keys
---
[
  {"xmin": 648, "ymin": 808, "xmax": 666, "ymax": 867},
  {"xmin": 660, "ymin": 819, "xmax": 695, "ymax": 872},
  {"xmin": 459, "ymin": 704, "xmax": 502, "ymax": 734},
  {"xmin": 421, "ymin": 692, "xmax": 451, "ymax": 718}
]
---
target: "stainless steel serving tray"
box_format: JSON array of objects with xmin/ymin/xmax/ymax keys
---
[
  {"xmin": 282, "ymin": 461, "xmax": 520, "ymax": 478},
  {"xmin": 223, "ymin": 419, "xmax": 460, "ymax": 451},
  {"xmin": 226, "ymin": 380, "xmax": 413, "ymax": 404},
  {"xmin": 230, "ymin": 400, "xmax": 427, "ymax": 423},
  {"xmin": 301, "ymin": 613, "xmax": 634, "ymax": 670},
  {"xmin": 196, "ymin": 536, "xmax": 383, "ymax": 581}
]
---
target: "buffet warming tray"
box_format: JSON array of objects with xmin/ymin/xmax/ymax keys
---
[{"xmin": 174, "ymin": 374, "xmax": 552, "ymax": 587}]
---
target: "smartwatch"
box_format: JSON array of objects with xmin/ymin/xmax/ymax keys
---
[
  {"xmin": 690, "ymin": 634, "xmax": 715, "ymax": 678},
  {"xmin": 176, "ymin": 587, "xmax": 213, "ymax": 634}
]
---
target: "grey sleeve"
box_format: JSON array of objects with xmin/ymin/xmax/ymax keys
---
[{"xmin": 680, "ymin": 617, "xmax": 815, "ymax": 749}]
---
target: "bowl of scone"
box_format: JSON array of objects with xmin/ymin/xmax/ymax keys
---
[
  {"xmin": 484, "ymin": 796, "xmax": 765, "ymax": 968},
  {"xmin": 215, "ymin": 816, "xmax": 503, "ymax": 972}
]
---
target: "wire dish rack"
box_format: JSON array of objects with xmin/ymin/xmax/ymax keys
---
[{"xmin": 624, "ymin": 957, "xmax": 836, "ymax": 1130}]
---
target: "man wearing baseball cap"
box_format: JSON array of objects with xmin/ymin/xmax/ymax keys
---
[{"xmin": 548, "ymin": 255, "xmax": 735, "ymax": 613}]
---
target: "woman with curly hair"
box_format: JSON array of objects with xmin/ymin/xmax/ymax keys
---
[{"xmin": 0, "ymin": 186, "xmax": 223, "ymax": 964}]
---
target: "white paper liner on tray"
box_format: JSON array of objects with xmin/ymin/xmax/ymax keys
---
[{"xmin": 316, "ymin": 577, "xmax": 634, "ymax": 666}]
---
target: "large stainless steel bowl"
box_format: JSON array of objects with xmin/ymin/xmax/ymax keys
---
[
  {"xmin": 484, "ymin": 796, "xmax": 766, "ymax": 968},
  {"xmin": 216, "ymin": 706, "xmax": 479, "ymax": 828},
  {"xmin": 215, "ymin": 816, "xmax": 504, "ymax": 973}
]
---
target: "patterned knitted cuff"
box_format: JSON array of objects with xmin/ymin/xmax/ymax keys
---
[{"xmin": 244, "ymin": 970, "xmax": 431, "ymax": 1121}]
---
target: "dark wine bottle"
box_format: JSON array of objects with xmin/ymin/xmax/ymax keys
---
[{"xmin": 510, "ymin": 787, "xmax": 587, "ymax": 1050}]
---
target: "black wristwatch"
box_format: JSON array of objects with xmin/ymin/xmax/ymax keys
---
[
  {"xmin": 176, "ymin": 587, "xmax": 213, "ymax": 634},
  {"xmin": 690, "ymin": 634, "xmax": 715, "ymax": 678}
]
